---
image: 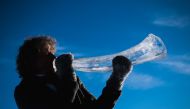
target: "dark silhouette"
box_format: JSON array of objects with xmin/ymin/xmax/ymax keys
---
[{"xmin": 15, "ymin": 36, "xmax": 132, "ymax": 109}]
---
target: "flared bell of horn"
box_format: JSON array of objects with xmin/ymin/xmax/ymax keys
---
[{"xmin": 72, "ymin": 33, "xmax": 167, "ymax": 72}]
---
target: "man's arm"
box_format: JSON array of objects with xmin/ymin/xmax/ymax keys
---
[
  {"xmin": 55, "ymin": 54, "xmax": 79, "ymax": 103},
  {"xmin": 74, "ymin": 56, "xmax": 132, "ymax": 109},
  {"xmin": 96, "ymin": 56, "xmax": 132, "ymax": 109}
]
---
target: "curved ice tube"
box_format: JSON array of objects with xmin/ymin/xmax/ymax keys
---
[{"xmin": 72, "ymin": 34, "xmax": 167, "ymax": 72}]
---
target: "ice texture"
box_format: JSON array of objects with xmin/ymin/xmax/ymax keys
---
[{"xmin": 72, "ymin": 34, "xmax": 167, "ymax": 72}]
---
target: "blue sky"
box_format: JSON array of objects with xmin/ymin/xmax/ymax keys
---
[{"xmin": 1, "ymin": 0, "xmax": 190, "ymax": 109}]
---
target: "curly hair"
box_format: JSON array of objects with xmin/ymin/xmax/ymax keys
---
[{"xmin": 16, "ymin": 35, "xmax": 56, "ymax": 78}]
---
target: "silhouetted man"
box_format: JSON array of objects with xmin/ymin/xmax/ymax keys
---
[{"xmin": 15, "ymin": 36, "xmax": 132, "ymax": 109}]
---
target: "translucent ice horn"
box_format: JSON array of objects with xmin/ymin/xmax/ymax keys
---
[{"xmin": 72, "ymin": 34, "xmax": 167, "ymax": 72}]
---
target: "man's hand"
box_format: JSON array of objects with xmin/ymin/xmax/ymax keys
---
[
  {"xmin": 107, "ymin": 56, "xmax": 133, "ymax": 90},
  {"xmin": 55, "ymin": 53, "xmax": 77, "ymax": 81},
  {"xmin": 112, "ymin": 56, "xmax": 132, "ymax": 78}
]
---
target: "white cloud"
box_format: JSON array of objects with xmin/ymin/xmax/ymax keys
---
[
  {"xmin": 81, "ymin": 71, "xmax": 163, "ymax": 90},
  {"xmin": 157, "ymin": 55, "xmax": 190, "ymax": 75},
  {"xmin": 126, "ymin": 73, "xmax": 164, "ymax": 90},
  {"xmin": 153, "ymin": 16, "xmax": 189, "ymax": 28},
  {"xmin": 82, "ymin": 72, "xmax": 110, "ymax": 81},
  {"xmin": 73, "ymin": 53, "xmax": 85, "ymax": 57},
  {"xmin": 55, "ymin": 45, "xmax": 65, "ymax": 55},
  {"xmin": 56, "ymin": 46, "xmax": 65, "ymax": 51},
  {"xmin": 56, "ymin": 45, "xmax": 85, "ymax": 57}
]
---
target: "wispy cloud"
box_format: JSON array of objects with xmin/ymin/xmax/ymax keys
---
[
  {"xmin": 72, "ymin": 53, "xmax": 85, "ymax": 58},
  {"xmin": 157, "ymin": 54, "xmax": 190, "ymax": 75},
  {"xmin": 56, "ymin": 45, "xmax": 85, "ymax": 57},
  {"xmin": 126, "ymin": 73, "xmax": 164, "ymax": 90},
  {"xmin": 82, "ymin": 71, "xmax": 163, "ymax": 90},
  {"xmin": 153, "ymin": 16, "xmax": 189, "ymax": 28},
  {"xmin": 55, "ymin": 45, "xmax": 65, "ymax": 55},
  {"xmin": 56, "ymin": 45, "xmax": 65, "ymax": 51},
  {"xmin": 82, "ymin": 72, "xmax": 110, "ymax": 82}
]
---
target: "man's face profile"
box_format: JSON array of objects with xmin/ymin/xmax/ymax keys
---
[
  {"xmin": 35, "ymin": 44, "xmax": 56, "ymax": 74},
  {"xmin": 16, "ymin": 36, "xmax": 57, "ymax": 77}
]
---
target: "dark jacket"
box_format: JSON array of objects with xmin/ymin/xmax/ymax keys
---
[{"xmin": 14, "ymin": 73, "xmax": 121, "ymax": 109}]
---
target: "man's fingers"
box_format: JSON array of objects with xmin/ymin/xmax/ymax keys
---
[{"xmin": 112, "ymin": 56, "xmax": 131, "ymax": 66}]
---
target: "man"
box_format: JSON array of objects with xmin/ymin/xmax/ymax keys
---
[{"xmin": 15, "ymin": 36, "xmax": 132, "ymax": 109}]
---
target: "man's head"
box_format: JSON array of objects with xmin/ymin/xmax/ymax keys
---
[{"xmin": 16, "ymin": 35, "xmax": 56, "ymax": 78}]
